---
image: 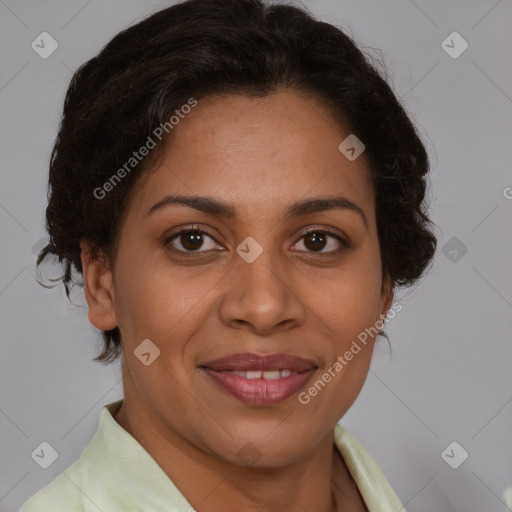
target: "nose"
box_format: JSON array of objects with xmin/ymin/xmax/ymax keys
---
[{"xmin": 218, "ymin": 246, "xmax": 307, "ymax": 336}]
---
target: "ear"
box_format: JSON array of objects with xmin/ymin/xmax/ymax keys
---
[
  {"xmin": 80, "ymin": 239, "xmax": 118, "ymax": 331},
  {"xmin": 379, "ymin": 275, "xmax": 394, "ymax": 320}
]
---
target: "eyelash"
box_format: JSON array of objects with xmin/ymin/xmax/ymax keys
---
[{"xmin": 163, "ymin": 224, "xmax": 349, "ymax": 256}]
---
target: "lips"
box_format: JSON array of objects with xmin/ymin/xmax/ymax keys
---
[
  {"xmin": 200, "ymin": 352, "xmax": 317, "ymax": 372},
  {"xmin": 199, "ymin": 353, "xmax": 318, "ymax": 406}
]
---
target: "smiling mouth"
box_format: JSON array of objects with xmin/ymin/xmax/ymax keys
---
[
  {"xmin": 199, "ymin": 352, "xmax": 318, "ymax": 406},
  {"xmin": 200, "ymin": 366, "xmax": 317, "ymax": 406}
]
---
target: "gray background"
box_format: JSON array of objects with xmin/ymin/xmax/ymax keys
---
[{"xmin": 1, "ymin": 0, "xmax": 511, "ymax": 511}]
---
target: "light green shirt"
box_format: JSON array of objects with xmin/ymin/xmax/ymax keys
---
[{"xmin": 19, "ymin": 400, "xmax": 405, "ymax": 511}]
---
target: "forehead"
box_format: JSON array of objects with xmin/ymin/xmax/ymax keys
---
[{"xmin": 126, "ymin": 90, "xmax": 375, "ymax": 224}]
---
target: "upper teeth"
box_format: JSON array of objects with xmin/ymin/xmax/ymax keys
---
[{"xmin": 232, "ymin": 369, "xmax": 296, "ymax": 379}]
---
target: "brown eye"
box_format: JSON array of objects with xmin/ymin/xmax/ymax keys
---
[
  {"xmin": 165, "ymin": 229, "xmax": 221, "ymax": 253},
  {"xmin": 293, "ymin": 229, "xmax": 347, "ymax": 254},
  {"xmin": 178, "ymin": 231, "xmax": 205, "ymax": 251},
  {"xmin": 303, "ymin": 231, "xmax": 327, "ymax": 251}
]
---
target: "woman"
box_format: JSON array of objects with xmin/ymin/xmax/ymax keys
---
[{"xmin": 20, "ymin": 0, "xmax": 437, "ymax": 510}]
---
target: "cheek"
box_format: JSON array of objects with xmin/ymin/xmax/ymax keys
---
[
  {"xmin": 111, "ymin": 249, "xmax": 173, "ymax": 342},
  {"xmin": 112, "ymin": 252, "xmax": 217, "ymax": 349},
  {"xmin": 306, "ymin": 254, "xmax": 383, "ymax": 337}
]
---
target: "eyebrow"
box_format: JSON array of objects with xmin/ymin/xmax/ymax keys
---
[{"xmin": 147, "ymin": 194, "xmax": 368, "ymax": 229}]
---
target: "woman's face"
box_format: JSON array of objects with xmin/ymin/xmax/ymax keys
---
[{"xmin": 84, "ymin": 89, "xmax": 393, "ymax": 467}]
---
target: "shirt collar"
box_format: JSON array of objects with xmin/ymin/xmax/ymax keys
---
[{"xmin": 333, "ymin": 423, "xmax": 405, "ymax": 511}]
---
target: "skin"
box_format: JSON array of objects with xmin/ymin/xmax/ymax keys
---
[{"xmin": 81, "ymin": 89, "xmax": 394, "ymax": 512}]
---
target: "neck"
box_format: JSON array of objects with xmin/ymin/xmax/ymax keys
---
[{"xmin": 114, "ymin": 398, "xmax": 363, "ymax": 512}]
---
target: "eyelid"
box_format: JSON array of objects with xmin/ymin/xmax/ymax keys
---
[{"xmin": 299, "ymin": 225, "xmax": 349, "ymax": 245}]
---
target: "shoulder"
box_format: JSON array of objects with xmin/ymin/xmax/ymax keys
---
[
  {"xmin": 18, "ymin": 460, "xmax": 84, "ymax": 512},
  {"xmin": 18, "ymin": 401, "xmax": 123, "ymax": 512}
]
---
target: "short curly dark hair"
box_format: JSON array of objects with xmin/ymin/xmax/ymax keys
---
[{"xmin": 37, "ymin": 0, "xmax": 438, "ymax": 364}]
